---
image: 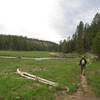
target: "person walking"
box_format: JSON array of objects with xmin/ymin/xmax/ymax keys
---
[{"xmin": 79, "ymin": 56, "xmax": 87, "ymax": 75}]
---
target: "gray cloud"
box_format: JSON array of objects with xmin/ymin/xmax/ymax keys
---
[{"xmin": 53, "ymin": 0, "xmax": 100, "ymax": 39}]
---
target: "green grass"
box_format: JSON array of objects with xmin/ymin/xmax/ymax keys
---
[
  {"xmin": 87, "ymin": 61, "xmax": 100, "ymax": 97},
  {"xmin": 0, "ymin": 51, "xmax": 80, "ymax": 100},
  {"xmin": 0, "ymin": 51, "xmax": 51, "ymax": 58},
  {"xmin": 0, "ymin": 51, "xmax": 100, "ymax": 99}
]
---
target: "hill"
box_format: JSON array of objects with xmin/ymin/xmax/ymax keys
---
[{"xmin": 0, "ymin": 34, "xmax": 58, "ymax": 51}]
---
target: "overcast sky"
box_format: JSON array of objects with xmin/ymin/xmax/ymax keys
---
[{"xmin": 0, "ymin": 0, "xmax": 100, "ymax": 43}]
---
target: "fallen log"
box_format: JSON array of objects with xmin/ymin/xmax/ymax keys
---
[{"xmin": 17, "ymin": 68, "xmax": 58, "ymax": 87}]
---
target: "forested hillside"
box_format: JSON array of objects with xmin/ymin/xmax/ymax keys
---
[
  {"xmin": 60, "ymin": 13, "xmax": 100, "ymax": 57},
  {"xmin": 0, "ymin": 35, "xmax": 58, "ymax": 51}
]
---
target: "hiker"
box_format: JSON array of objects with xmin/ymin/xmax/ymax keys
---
[{"xmin": 79, "ymin": 56, "xmax": 87, "ymax": 75}]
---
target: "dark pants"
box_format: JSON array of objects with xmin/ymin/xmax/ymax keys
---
[{"xmin": 81, "ymin": 65, "xmax": 86, "ymax": 75}]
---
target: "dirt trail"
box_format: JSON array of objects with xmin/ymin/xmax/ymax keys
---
[{"xmin": 56, "ymin": 75, "xmax": 99, "ymax": 100}]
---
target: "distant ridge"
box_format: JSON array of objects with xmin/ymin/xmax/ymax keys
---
[{"xmin": 0, "ymin": 34, "xmax": 58, "ymax": 51}]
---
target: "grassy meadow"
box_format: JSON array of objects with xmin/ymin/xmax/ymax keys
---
[
  {"xmin": 87, "ymin": 61, "xmax": 100, "ymax": 97},
  {"xmin": 0, "ymin": 51, "xmax": 51, "ymax": 58},
  {"xmin": 0, "ymin": 51, "xmax": 99, "ymax": 99}
]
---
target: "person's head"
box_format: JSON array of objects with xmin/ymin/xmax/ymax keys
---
[{"xmin": 82, "ymin": 55, "xmax": 85, "ymax": 59}]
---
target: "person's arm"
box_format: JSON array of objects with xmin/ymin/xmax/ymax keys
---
[
  {"xmin": 85, "ymin": 59, "xmax": 87, "ymax": 64},
  {"xmin": 79, "ymin": 59, "xmax": 81, "ymax": 65}
]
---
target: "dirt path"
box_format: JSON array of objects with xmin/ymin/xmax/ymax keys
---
[{"xmin": 56, "ymin": 75, "xmax": 99, "ymax": 100}]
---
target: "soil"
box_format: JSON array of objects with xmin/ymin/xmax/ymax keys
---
[{"xmin": 56, "ymin": 74, "xmax": 99, "ymax": 100}]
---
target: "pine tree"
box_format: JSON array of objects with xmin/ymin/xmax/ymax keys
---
[
  {"xmin": 75, "ymin": 21, "xmax": 85, "ymax": 53},
  {"xmin": 92, "ymin": 31, "xmax": 100, "ymax": 58}
]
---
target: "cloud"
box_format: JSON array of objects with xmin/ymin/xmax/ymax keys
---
[
  {"xmin": 0, "ymin": 24, "xmax": 7, "ymax": 33},
  {"xmin": 0, "ymin": 0, "xmax": 100, "ymax": 43},
  {"xmin": 52, "ymin": 0, "xmax": 100, "ymax": 39}
]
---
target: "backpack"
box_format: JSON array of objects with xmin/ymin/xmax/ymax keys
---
[{"xmin": 81, "ymin": 59, "xmax": 85, "ymax": 65}]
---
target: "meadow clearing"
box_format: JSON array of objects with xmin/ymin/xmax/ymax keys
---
[{"xmin": 0, "ymin": 51, "xmax": 99, "ymax": 100}]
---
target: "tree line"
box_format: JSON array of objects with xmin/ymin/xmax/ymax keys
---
[
  {"xmin": 0, "ymin": 35, "xmax": 58, "ymax": 51},
  {"xmin": 60, "ymin": 13, "xmax": 100, "ymax": 57},
  {"xmin": 0, "ymin": 13, "xmax": 100, "ymax": 56}
]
